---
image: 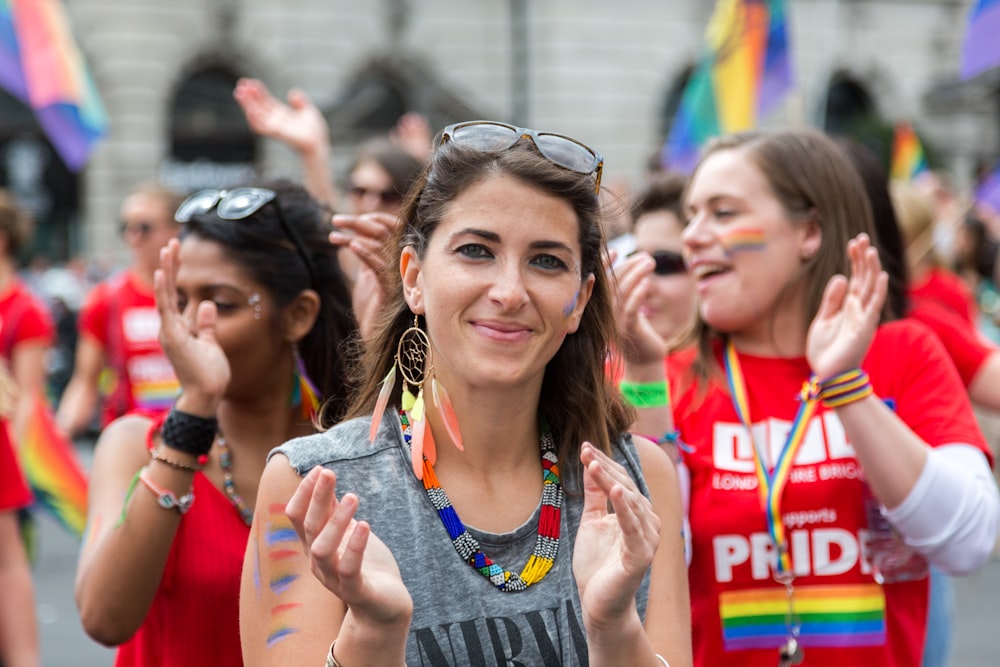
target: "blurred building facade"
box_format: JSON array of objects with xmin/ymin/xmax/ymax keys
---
[{"xmin": 0, "ymin": 0, "xmax": 997, "ymax": 264}]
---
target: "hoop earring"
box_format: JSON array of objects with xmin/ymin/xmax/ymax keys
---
[{"xmin": 370, "ymin": 314, "xmax": 462, "ymax": 478}]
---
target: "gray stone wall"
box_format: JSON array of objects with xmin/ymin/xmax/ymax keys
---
[{"xmin": 55, "ymin": 0, "xmax": 997, "ymax": 262}]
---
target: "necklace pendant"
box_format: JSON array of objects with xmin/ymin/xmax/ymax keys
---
[{"xmin": 777, "ymin": 637, "xmax": 804, "ymax": 666}]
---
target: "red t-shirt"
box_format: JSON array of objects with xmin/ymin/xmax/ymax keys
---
[
  {"xmin": 0, "ymin": 279, "xmax": 54, "ymax": 362},
  {"xmin": 113, "ymin": 472, "xmax": 250, "ymax": 667},
  {"xmin": 0, "ymin": 420, "xmax": 31, "ymax": 511},
  {"xmin": 906, "ymin": 300, "xmax": 995, "ymax": 387},
  {"xmin": 78, "ymin": 271, "xmax": 179, "ymax": 425},
  {"xmin": 673, "ymin": 320, "xmax": 989, "ymax": 667},
  {"xmin": 909, "ymin": 266, "xmax": 977, "ymax": 326}
]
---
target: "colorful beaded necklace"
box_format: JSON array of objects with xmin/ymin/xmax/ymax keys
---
[
  {"xmin": 216, "ymin": 434, "xmax": 254, "ymax": 526},
  {"xmin": 399, "ymin": 412, "xmax": 562, "ymax": 592}
]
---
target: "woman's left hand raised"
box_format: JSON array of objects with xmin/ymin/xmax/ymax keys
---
[
  {"xmin": 285, "ymin": 466, "xmax": 413, "ymax": 628},
  {"xmin": 573, "ymin": 442, "xmax": 660, "ymax": 630},
  {"xmin": 806, "ymin": 233, "xmax": 888, "ymax": 379}
]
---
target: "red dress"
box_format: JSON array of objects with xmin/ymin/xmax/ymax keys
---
[
  {"xmin": 0, "ymin": 420, "xmax": 32, "ymax": 511},
  {"xmin": 113, "ymin": 473, "xmax": 250, "ymax": 667}
]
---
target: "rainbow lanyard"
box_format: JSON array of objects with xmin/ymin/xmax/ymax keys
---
[{"xmin": 723, "ymin": 342, "xmax": 820, "ymax": 575}]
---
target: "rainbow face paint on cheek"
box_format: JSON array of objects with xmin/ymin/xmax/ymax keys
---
[
  {"xmin": 719, "ymin": 227, "xmax": 766, "ymax": 254},
  {"xmin": 562, "ymin": 287, "xmax": 580, "ymax": 318}
]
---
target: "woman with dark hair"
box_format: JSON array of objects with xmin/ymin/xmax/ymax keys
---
[
  {"xmin": 75, "ymin": 181, "xmax": 358, "ymax": 667},
  {"xmin": 241, "ymin": 122, "xmax": 692, "ymax": 666},
  {"xmin": 626, "ymin": 129, "xmax": 996, "ymax": 666}
]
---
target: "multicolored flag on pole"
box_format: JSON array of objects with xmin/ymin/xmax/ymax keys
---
[
  {"xmin": 19, "ymin": 393, "xmax": 88, "ymax": 536},
  {"xmin": 663, "ymin": 0, "xmax": 793, "ymax": 173},
  {"xmin": 0, "ymin": 0, "xmax": 107, "ymax": 171},
  {"xmin": 889, "ymin": 122, "xmax": 929, "ymax": 182},
  {"xmin": 960, "ymin": 0, "xmax": 1000, "ymax": 81}
]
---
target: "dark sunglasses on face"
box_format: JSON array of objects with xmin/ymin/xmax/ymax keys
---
[
  {"xmin": 120, "ymin": 221, "xmax": 154, "ymax": 238},
  {"xmin": 348, "ymin": 184, "xmax": 403, "ymax": 206},
  {"xmin": 438, "ymin": 120, "xmax": 604, "ymax": 193},
  {"xmin": 174, "ymin": 188, "xmax": 319, "ymax": 289},
  {"xmin": 629, "ymin": 250, "xmax": 687, "ymax": 276}
]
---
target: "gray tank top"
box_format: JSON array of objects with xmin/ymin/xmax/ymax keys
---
[{"xmin": 271, "ymin": 412, "xmax": 652, "ymax": 666}]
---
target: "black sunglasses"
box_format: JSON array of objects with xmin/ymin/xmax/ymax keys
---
[
  {"xmin": 120, "ymin": 221, "xmax": 154, "ymax": 238},
  {"xmin": 439, "ymin": 120, "xmax": 604, "ymax": 193},
  {"xmin": 348, "ymin": 184, "xmax": 403, "ymax": 205},
  {"xmin": 174, "ymin": 188, "xmax": 319, "ymax": 289},
  {"xmin": 636, "ymin": 250, "xmax": 687, "ymax": 276}
]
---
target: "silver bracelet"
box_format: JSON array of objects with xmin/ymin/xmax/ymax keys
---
[
  {"xmin": 325, "ymin": 639, "xmax": 407, "ymax": 666},
  {"xmin": 325, "ymin": 641, "xmax": 340, "ymax": 667},
  {"xmin": 656, "ymin": 654, "xmax": 670, "ymax": 667}
]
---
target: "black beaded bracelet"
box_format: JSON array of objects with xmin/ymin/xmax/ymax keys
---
[{"xmin": 160, "ymin": 407, "xmax": 218, "ymax": 457}]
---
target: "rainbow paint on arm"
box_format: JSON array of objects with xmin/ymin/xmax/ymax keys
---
[{"xmin": 263, "ymin": 503, "xmax": 304, "ymax": 648}]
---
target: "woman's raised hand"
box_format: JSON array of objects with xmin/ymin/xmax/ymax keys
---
[
  {"xmin": 233, "ymin": 77, "xmax": 329, "ymax": 156},
  {"xmin": 806, "ymin": 233, "xmax": 888, "ymax": 379},
  {"xmin": 154, "ymin": 239, "xmax": 230, "ymax": 409},
  {"xmin": 611, "ymin": 252, "xmax": 670, "ymax": 366},
  {"xmin": 285, "ymin": 466, "xmax": 413, "ymax": 627},
  {"xmin": 573, "ymin": 442, "xmax": 660, "ymax": 629},
  {"xmin": 330, "ymin": 212, "xmax": 398, "ymax": 340}
]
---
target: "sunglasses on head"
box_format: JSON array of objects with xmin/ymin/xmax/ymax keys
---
[
  {"xmin": 174, "ymin": 188, "xmax": 319, "ymax": 289},
  {"xmin": 635, "ymin": 250, "xmax": 687, "ymax": 276},
  {"xmin": 438, "ymin": 120, "xmax": 604, "ymax": 193},
  {"xmin": 120, "ymin": 221, "xmax": 154, "ymax": 238},
  {"xmin": 348, "ymin": 184, "xmax": 403, "ymax": 206}
]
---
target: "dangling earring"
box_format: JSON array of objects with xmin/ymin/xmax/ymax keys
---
[
  {"xmin": 291, "ymin": 344, "xmax": 321, "ymax": 422},
  {"xmin": 370, "ymin": 314, "xmax": 430, "ymax": 449}
]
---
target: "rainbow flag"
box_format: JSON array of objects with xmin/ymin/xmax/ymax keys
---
[
  {"xmin": 663, "ymin": 0, "xmax": 793, "ymax": 173},
  {"xmin": 889, "ymin": 122, "xmax": 929, "ymax": 181},
  {"xmin": 19, "ymin": 393, "xmax": 88, "ymax": 536},
  {"xmin": 0, "ymin": 0, "xmax": 107, "ymax": 171},
  {"xmin": 961, "ymin": 0, "xmax": 1000, "ymax": 81},
  {"xmin": 720, "ymin": 584, "xmax": 886, "ymax": 650}
]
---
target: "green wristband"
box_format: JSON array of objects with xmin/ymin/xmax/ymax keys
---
[{"xmin": 619, "ymin": 380, "xmax": 669, "ymax": 408}]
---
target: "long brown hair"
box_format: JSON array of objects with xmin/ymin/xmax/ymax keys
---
[
  {"xmin": 678, "ymin": 129, "xmax": 882, "ymax": 378},
  {"xmin": 342, "ymin": 137, "xmax": 633, "ymax": 458}
]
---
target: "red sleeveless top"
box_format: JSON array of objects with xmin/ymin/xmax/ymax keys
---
[{"xmin": 114, "ymin": 472, "xmax": 251, "ymax": 667}]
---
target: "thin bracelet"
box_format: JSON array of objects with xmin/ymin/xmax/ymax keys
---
[
  {"xmin": 656, "ymin": 654, "xmax": 670, "ymax": 667},
  {"xmin": 326, "ymin": 640, "xmax": 407, "ymax": 667},
  {"xmin": 138, "ymin": 468, "xmax": 194, "ymax": 514},
  {"xmin": 151, "ymin": 447, "xmax": 203, "ymax": 472}
]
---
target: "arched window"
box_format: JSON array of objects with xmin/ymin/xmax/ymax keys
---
[
  {"xmin": 0, "ymin": 89, "xmax": 79, "ymax": 262},
  {"xmin": 163, "ymin": 64, "xmax": 258, "ymax": 192},
  {"xmin": 822, "ymin": 72, "xmax": 894, "ymax": 169}
]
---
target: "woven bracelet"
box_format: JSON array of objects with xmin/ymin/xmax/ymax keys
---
[
  {"xmin": 620, "ymin": 380, "xmax": 669, "ymax": 408},
  {"xmin": 801, "ymin": 369, "xmax": 873, "ymax": 409},
  {"xmin": 160, "ymin": 407, "xmax": 217, "ymax": 457}
]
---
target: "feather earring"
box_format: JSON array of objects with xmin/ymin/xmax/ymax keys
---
[
  {"xmin": 293, "ymin": 346, "xmax": 321, "ymax": 422},
  {"xmin": 370, "ymin": 365, "xmax": 396, "ymax": 442},
  {"xmin": 370, "ymin": 315, "xmax": 434, "ymax": 481},
  {"xmin": 431, "ymin": 376, "xmax": 464, "ymax": 451}
]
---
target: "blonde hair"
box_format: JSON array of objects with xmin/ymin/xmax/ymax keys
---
[{"xmin": 890, "ymin": 181, "xmax": 939, "ymax": 268}]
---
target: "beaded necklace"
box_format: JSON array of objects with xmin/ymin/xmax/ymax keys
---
[
  {"xmin": 216, "ymin": 434, "xmax": 254, "ymax": 526},
  {"xmin": 399, "ymin": 412, "xmax": 562, "ymax": 592}
]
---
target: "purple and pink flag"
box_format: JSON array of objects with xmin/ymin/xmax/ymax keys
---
[
  {"xmin": 0, "ymin": 0, "xmax": 106, "ymax": 171},
  {"xmin": 961, "ymin": 0, "xmax": 1000, "ymax": 80}
]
